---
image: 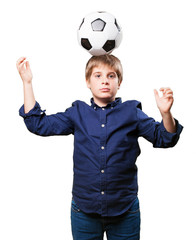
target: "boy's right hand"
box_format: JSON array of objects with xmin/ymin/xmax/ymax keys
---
[{"xmin": 16, "ymin": 57, "xmax": 33, "ymax": 84}]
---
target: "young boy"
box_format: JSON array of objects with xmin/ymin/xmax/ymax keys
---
[{"xmin": 17, "ymin": 55, "xmax": 183, "ymax": 240}]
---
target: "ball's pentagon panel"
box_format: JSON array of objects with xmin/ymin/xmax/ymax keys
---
[
  {"xmin": 91, "ymin": 18, "xmax": 106, "ymax": 31},
  {"xmin": 81, "ymin": 38, "xmax": 92, "ymax": 50},
  {"xmin": 103, "ymin": 40, "xmax": 115, "ymax": 52}
]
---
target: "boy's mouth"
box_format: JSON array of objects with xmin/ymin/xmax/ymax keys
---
[{"xmin": 100, "ymin": 88, "xmax": 110, "ymax": 92}]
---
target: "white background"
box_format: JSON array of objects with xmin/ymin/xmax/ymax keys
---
[{"xmin": 0, "ymin": 0, "xmax": 195, "ymax": 239}]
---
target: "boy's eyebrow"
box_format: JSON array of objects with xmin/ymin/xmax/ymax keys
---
[
  {"xmin": 92, "ymin": 71, "xmax": 102, "ymax": 76},
  {"xmin": 93, "ymin": 71, "xmax": 101, "ymax": 74},
  {"xmin": 108, "ymin": 71, "xmax": 117, "ymax": 74},
  {"xmin": 92, "ymin": 71, "xmax": 117, "ymax": 74},
  {"xmin": 107, "ymin": 71, "xmax": 117, "ymax": 76}
]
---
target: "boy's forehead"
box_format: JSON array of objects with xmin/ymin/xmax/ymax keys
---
[{"xmin": 92, "ymin": 64, "xmax": 116, "ymax": 73}]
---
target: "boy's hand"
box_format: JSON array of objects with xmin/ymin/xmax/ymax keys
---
[
  {"xmin": 16, "ymin": 57, "xmax": 33, "ymax": 84},
  {"xmin": 154, "ymin": 87, "xmax": 174, "ymax": 115}
]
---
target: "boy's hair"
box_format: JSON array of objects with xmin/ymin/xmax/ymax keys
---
[{"xmin": 85, "ymin": 55, "xmax": 123, "ymax": 84}]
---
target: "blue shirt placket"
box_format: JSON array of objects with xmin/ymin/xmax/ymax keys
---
[{"xmin": 99, "ymin": 106, "xmax": 107, "ymax": 216}]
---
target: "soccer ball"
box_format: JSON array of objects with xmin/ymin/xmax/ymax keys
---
[{"xmin": 77, "ymin": 11, "xmax": 123, "ymax": 56}]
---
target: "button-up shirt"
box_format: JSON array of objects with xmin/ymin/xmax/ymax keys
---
[{"xmin": 19, "ymin": 98, "xmax": 183, "ymax": 217}]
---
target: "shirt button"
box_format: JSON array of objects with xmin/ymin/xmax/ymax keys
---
[
  {"xmin": 101, "ymin": 146, "xmax": 105, "ymax": 150},
  {"xmin": 102, "ymin": 108, "xmax": 105, "ymax": 110},
  {"xmin": 101, "ymin": 124, "xmax": 105, "ymax": 128},
  {"xmin": 94, "ymin": 107, "xmax": 96, "ymax": 110},
  {"xmin": 101, "ymin": 169, "xmax": 104, "ymax": 173},
  {"xmin": 101, "ymin": 191, "xmax": 105, "ymax": 195},
  {"xmin": 111, "ymin": 107, "xmax": 113, "ymax": 109}
]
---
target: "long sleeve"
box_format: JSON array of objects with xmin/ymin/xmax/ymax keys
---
[
  {"xmin": 136, "ymin": 103, "xmax": 183, "ymax": 148},
  {"xmin": 19, "ymin": 101, "xmax": 74, "ymax": 136}
]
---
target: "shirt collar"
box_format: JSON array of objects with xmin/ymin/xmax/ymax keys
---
[{"xmin": 90, "ymin": 97, "xmax": 122, "ymax": 109}]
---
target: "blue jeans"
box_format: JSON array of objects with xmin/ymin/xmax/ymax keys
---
[{"xmin": 71, "ymin": 197, "xmax": 140, "ymax": 240}]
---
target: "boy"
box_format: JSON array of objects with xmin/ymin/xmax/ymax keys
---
[{"xmin": 17, "ymin": 55, "xmax": 183, "ymax": 240}]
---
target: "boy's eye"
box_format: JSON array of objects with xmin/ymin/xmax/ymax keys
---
[
  {"xmin": 108, "ymin": 74, "xmax": 116, "ymax": 79},
  {"xmin": 95, "ymin": 74, "xmax": 101, "ymax": 78}
]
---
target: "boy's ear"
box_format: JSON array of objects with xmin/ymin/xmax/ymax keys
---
[
  {"xmin": 118, "ymin": 80, "xmax": 122, "ymax": 89},
  {"xmin": 86, "ymin": 79, "xmax": 91, "ymax": 89}
]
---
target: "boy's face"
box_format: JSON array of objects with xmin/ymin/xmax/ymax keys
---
[{"xmin": 86, "ymin": 64, "xmax": 121, "ymax": 107}]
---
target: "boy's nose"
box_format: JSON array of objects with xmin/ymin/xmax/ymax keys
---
[{"xmin": 102, "ymin": 77, "xmax": 109, "ymax": 84}]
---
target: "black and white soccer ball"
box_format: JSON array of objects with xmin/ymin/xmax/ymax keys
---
[{"xmin": 77, "ymin": 11, "xmax": 123, "ymax": 56}]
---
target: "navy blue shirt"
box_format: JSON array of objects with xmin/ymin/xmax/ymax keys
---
[{"xmin": 19, "ymin": 98, "xmax": 183, "ymax": 217}]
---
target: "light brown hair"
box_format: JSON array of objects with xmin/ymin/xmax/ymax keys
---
[{"xmin": 85, "ymin": 55, "xmax": 123, "ymax": 84}]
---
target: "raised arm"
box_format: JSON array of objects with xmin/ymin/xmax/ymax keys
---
[
  {"xmin": 154, "ymin": 87, "xmax": 176, "ymax": 133},
  {"xmin": 136, "ymin": 87, "xmax": 183, "ymax": 148},
  {"xmin": 16, "ymin": 57, "xmax": 35, "ymax": 113},
  {"xmin": 17, "ymin": 57, "xmax": 75, "ymax": 137}
]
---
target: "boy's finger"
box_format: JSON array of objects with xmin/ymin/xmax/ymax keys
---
[
  {"xmin": 18, "ymin": 61, "xmax": 27, "ymax": 73},
  {"xmin": 165, "ymin": 90, "xmax": 173, "ymax": 96},
  {"xmin": 16, "ymin": 57, "xmax": 26, "ymax": 66},
  {"xmin": 159, "ymin": 87, "xmax": 171, "ymax": 93},
  {"xmin": 164, "ymin": 94, "xmax": 173, "ymax": 99},
  {"xmin": 154, "ymin": 89, "xmax": 160, "ymax": 101},
  {"xmin": 16, "ymin": 58, "xmax": 26, "ymax": 71},
  {"xmin": 25, "ymin": 61, "xmax": 30, "ymax": 70},
  {"xmin": 159, "ymin": 87, "xmax": 165, "ymax": 92},
  {"xmin": 162, "ymin": 89, "xmax": 173, "ymax": 98}
]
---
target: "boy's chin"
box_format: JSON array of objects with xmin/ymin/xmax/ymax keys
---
[
  {"xmin": 99, "ymin": 95, "xmax": 113, "ymax": 100},
  {"xmin": 99, "ymin": 92, "xmax": 114, "ymax": 98}
]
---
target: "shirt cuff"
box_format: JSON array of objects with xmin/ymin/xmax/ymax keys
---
[
  {"xmin": 19, "ymin": 101, "xmax": 46, "ymax": 118},
  {"xmin": 160, "ymin": 118, "xmax": 183, "ymax": 136}
]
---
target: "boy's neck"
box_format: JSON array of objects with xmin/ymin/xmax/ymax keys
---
[{"xmin": 93, "ymin": 96, "xmax": 116, "ymax": 107}]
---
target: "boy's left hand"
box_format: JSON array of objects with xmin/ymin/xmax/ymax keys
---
[{"xmin": 154, "ymin": 87, "xmax": 174, "ymax": 115}]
